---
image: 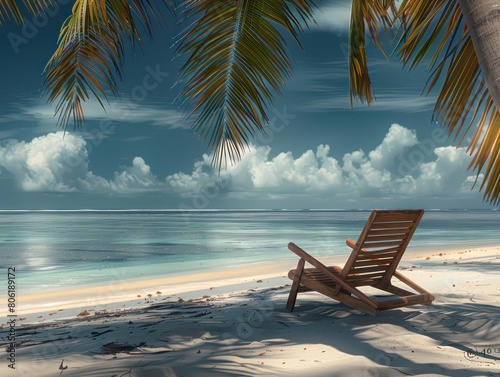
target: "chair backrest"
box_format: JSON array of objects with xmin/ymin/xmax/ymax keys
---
[{"xmin": 341, "ymin": 210, "xmax": 424, "ymax": 287}]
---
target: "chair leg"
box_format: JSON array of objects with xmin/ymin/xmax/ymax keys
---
[{"xmin": 286, "ymin": 258, "xmax": 305, "ymax": 312}]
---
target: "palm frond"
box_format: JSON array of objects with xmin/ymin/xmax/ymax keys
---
[
  {"xmin": 349, "ymin": 0, "xmax": 397, "ymax": 106},
  {"xmin": 43, "ymin": 0, "xmax": 174, "ymax": 131},
  {"xmin": 44, "ymin": 20, "xmax": 124, "ymax": 129},
  {"xmin": 395, "ymin": 0, "xmax": 500, "ymax": 203},
  {"xmin": 0, "ymin": 0, "xmax": 22, "ymax": 24},
  {"xmin": 464, "ymin": 95, "xmax": 500, "ymax": 204},
  {"xmin": 0, "ymin": 0, "xmax": 57, "ymax": 25},
  {"xmin": 396, "ymin": 0, "xmax": 462, "ymax": 70},
  {"xmin": 175, "ymin": 0, "xmax": 317, "ymax": 168}
]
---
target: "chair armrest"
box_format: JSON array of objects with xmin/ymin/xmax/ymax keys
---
[
  {"xmin": 346, "ymin": 238, "xmax": 356, "ymax": 249},
  {"xmin": 346, "ymin": 238, "xmax": 368, "ymax": 253},
  {"xmin": 288, "ymin": 242, "xmax": 330, "ymax": 270},
  {"xmin": 287, "ymin": 242, "xmax": 377, "ymax": 309}
]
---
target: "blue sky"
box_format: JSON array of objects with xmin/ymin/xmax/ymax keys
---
[{"xmin": 0, "ymin": 1, "xmax": 495, "ymax": 210}]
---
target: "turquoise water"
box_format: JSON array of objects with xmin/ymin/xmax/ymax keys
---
[{"xmin": 1, "ymin": 210, "xmax": 499, "ymax": 293}]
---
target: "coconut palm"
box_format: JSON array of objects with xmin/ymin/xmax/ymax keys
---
[{"xmin": 0, "ymin": 0, "xmax": 499, "ymax": 203}]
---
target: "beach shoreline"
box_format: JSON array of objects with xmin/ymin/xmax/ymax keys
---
[
  {"xmin": 1, "ymin": 244, "xmax": 499, "ymax": 377},
  {"xmin": 2, "ymin": 244, "xmax": 499, "ymax": 323}
]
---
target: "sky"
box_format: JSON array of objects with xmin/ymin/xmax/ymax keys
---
[{"xmin": 0, "ymin": 1, "xmax": 496, "ymax": 210}]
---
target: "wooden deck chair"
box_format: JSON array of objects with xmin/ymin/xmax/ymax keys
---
[{"xmin": 286, "ymin": 210, "xmax": 434, "ymax": 314}]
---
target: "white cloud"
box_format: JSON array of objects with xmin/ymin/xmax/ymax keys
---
[
  {"xmin": 287, "ymin": 61, "xmax": 348, "ymax": 93},
  {"xmin": 313, "ymin": 0, "xmax": 403, "ymax": 33},
  {"xmin": 170, "ymin": 124, "xmax": 481, "ymax": 201},
  {"xmin": 0, "ymin": 125, "xmax": 484, "ymax": 204},
  {"xmin": 225, "ymin": 144, "xmax": 345, "ymax": 193},
  {"xmin": 113, "ymin": 157, "xmax": 159, "ymax": 191},
  {"xmin": 166, "ymin": 154, "xmax": 222, "ymax": 195},
  {"xmin": 306, "ymin": 91, "xmax": 437, "ymax": 113},
  {"xmin": 15, "ymin": 98, "xmax": 185, "ymax": 131},
  {"xmin": 368, "ymin": 123, "xmax": 418, "ymax": 170},
  {"xmin": 315, "ymin": 1, "xmax": 352, "ymax": 32},
  {"xmin": 0, "ymin": 132, "xmax": 165, "ymax": 194},
  {"xmin": 0, "ymin": 133, "xmax": 87, "ymax": 192},
  {"xmin": 290, "ymin": 58, "xmax": 437, "ymax": 115},
  {"xmin": 402, "ymin": 146, "xmax": 475, "ymax": 196}
]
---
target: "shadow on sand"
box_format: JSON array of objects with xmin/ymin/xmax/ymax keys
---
[{"xmin": 3, "ymin": 284, "xmax": 499, "ymax": 377}]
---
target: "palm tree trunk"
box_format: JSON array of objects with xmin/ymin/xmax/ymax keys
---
[{"xmin": 458, "ymin": 0, "xmax": 500, "ymax": 111}]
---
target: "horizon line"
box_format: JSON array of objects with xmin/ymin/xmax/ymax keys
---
[{"xmin": 0, "ymin": 208, "xmax": 497, "ymax": 212}]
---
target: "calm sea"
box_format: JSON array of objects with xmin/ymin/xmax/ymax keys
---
[{"xmin": 1, "ymin": 210, "xmax": 499, "ymax": 293}]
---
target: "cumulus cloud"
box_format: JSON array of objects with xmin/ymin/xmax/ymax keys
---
[
  {"xmin": 170, "ymin": 123, "xmax": 480, "ymax": 200},
  {"xmin": 403, "ymin": 146, "xmax": 474, "ymax": 196},
  {"xmin": 166, "ymin": 144, "xmax": 346, "ymax": 198},
  {"xmin": 0, "ymin": 125, "xmax": 482, "ymax": 203},
  {"xmin": 0, "ymin": 132, "xmax": 87, "ymax": 192},
  {"xmin": 368, "ymin": 124, "xmax": 418, "ymax": 170},
  {"xmin": 111, "ymin": 157, "xmax": 161, "ymax": 193},
  {"xmin": 166, "ymin": 154, "xmax": 219, "ymax": 194},
  {"xmin": 0, "ymin": 132, "xmax": 165, "ymax": 194}
]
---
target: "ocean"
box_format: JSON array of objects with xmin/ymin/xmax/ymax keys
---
[{"xmin": 1, "ymin": 209, "xmax": 499, "ymax": 294}]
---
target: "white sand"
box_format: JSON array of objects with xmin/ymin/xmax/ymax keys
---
[{"xmin": 1, "ymin": 245, "xmax": 499, "ymax": 376}]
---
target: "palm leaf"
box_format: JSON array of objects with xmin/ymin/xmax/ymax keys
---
[
  {"xmin": 395, "ymin": 0, "xmax": 500, "ymax": 203},
  {"xmin": 175, "ymin": 0, "xmax": 317, "ymax": 168},
  {"xmin": 349, "ymin": 0, "xmax": 397, "ymax": 106},
  {"xmin": 43, "ymin": 0, "xmax": 174, "ymax": 132},
  {"xmin": 0, "ymin": 0, "xmax": 22, "ymax": 23},
  {"xmin": 0, "ymin": 0, "xmax": 57, "ymax": 25},
  {"xmin": 44, "ymin": 20, "xmax": 124, "ymax": 128}
]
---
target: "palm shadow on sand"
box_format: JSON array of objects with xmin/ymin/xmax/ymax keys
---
[{"xmin": 4, "ymin": 284, "xmax": 499, "ymax": 377}]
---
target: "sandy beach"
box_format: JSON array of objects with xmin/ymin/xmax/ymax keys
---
[{"xmin": 1, "ymin": 245, "xmax": 499, "ymax": 376}]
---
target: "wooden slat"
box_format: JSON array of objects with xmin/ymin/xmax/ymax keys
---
[
  {"xmin": 355, "ymin": 249, "xmax": 400, "ymax": 260},
  {"xmin": 299, "ymin": 267, "xmax": 342, "ymax": 278},
  {"xmin": 367, "ymin": 228, "xmax": 411, "ymax": 236},
  {"xmin": 347, "ymin": 271, "xmax": 385, "ymax": 280},
  {"xmin": 289, "ymin": 270, "xmax": 341, "ymax": 289},
  {"xmin": 372, "ymin": 212, "xmax": 421, "ymax": 222},
  {"xmin": 297, "ymin": 265, "xmax": 396, "ymax": 287},
  {"xmin": 365, "ymin": 234, "xmax": 406, "ymax": 242},
  {"xmin": 353, "ymin": 258, "xmax": 393, "ymax": 267},
  {"xmin": 361, "ymin": 240, "xmax": 403, "ymax": 248},
  {"xmin": 350, "ymin": 265, "xmax": 390, "ymax": 274},
  {"xmin": 375, "ymin": 293, "xmax": 434, "ymax": 310},
  {"xmin": 370, "ymin": 225, "xmax": 414, "ymax": 233},
  {"xmin": 345, "ymin": 278, "xmax": 382, "ymax": 286},
  {"xmin": 372, "ymin": 220, "xmax": 415, "ymax": 226},
  {"xmin": 372, "ymin": 221, "xmax": 415, "ymax": 227},
  {"xmin": 303, "ymin": 275, "xmax": 336, "ymax": 283},
  {"xmin": 352, "ymin": 262, "xmax": 391, "ymax": 270},
  {"xmin": 299, "ymin": 275, "xmax": 378, "ymax": 311}
]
